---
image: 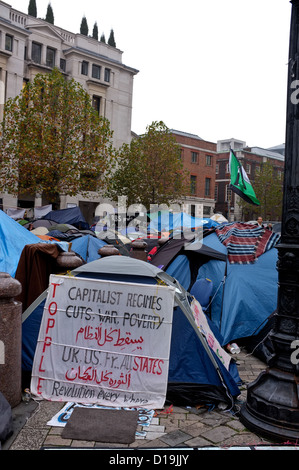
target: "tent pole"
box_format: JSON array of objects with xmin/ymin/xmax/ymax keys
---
[{"xmin": 219, "ymin": 260, "xmax": 228, "ymax": 334}]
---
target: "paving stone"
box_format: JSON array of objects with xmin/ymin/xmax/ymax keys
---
[
  {"xmin": 137, "ymin": 438, "xmax": 170, "ymax": 448},
  {"xmin": 43, "ymin": 434, "xmax": 72, "ymax": 447},
  {"xmin": 71, "ymin": 440, "xmax": 95, "ymax": 447},
  {"xmin": 145, "ymin": 424, "xmax": 165, "ymax": 432},
  {"xmin": 184, "ymin": 436, "xmax": 216, "ymax": 447},
  {"xmin": 159, "ymin": 429, "xmax": 192, "ymax": 446},
  {"xmin": 200, "ymin": 425, "xmax": 236, "ymax": 444},
  {"xmin": 180, "ymin": 421, "xmax": 210, "ymax": 437},
  {"xmin": 227, "ymin": 419, "xmax": 247, "ymax": 432},
  {"xmin": 145, "ymin": 431, "xmax": 167, "ymax": 440},
  {"xmin": 9, "ymin": 427, "xmax": 50, "ymax": 450}
]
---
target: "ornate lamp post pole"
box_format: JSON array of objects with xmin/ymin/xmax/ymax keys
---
[{"xmin": 240, "ymin": 0, "xmax": 299, "ymax": 442}]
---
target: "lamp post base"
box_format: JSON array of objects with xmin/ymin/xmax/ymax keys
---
[{"xmin": 239, "ymin": 368, "xmax": 299, "ymax": 443}]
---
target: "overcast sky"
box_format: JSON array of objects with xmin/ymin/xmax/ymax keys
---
[{"xmin": 10, "ymin": 0, "xmax": 292, "ymax": 149}]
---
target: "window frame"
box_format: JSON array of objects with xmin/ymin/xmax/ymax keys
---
[
  {"xmin": 5, "ymin": 34, "xmax": 13, "ymax": 52},
  {"xmin": 46, "ymin": 46, "xmax": 56, "ymax": 68},
  {"xmin": 190, "ymin": 175, "xmax": 197, "ymax": 195},
  {"xmin": 81, "ymin": 60, "xmax": 89, "ymax": 76},
  {"xmin": 31, "ymin": 42, "xmax": 42, "ymax": 64},
  {"xmin": 191, "ymin": 151, "xmax": 198, "ymax": 164},
  {"xmin": 104, "ymin": 68, "xmax": 111, "ymax": 82},
  {"xmin": 92, "ymin": 64, "xmax": 101, "ymax": 80}
]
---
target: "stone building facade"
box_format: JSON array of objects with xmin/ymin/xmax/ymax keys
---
[{"xmin": 0, "ymin": 1, "xmax": 138, "ymax": 219}]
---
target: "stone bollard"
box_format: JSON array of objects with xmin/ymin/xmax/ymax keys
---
[
  {"xmin": 98, "ymin": 245, "xmax": 120, "ymax": 257},
  {"xmin": 0, "ymin": 273, "xmax": 22, "ymax": 408},
  {"xmin": 130, "ymin": 240, "xmax": 148, "ymax": 261},
  {"xmin": 56, "ymin": 251, "xmax": 84, "ymax": 271}
]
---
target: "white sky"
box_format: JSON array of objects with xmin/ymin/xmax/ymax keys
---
[{"xmin": 10, "ymin": 0, "xmax": 292, "ymax": 149}]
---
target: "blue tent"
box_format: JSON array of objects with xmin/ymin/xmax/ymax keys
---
[
  {"xmin": 147, "ymin": 211, "xmax": 219, "ymax": 233},
  {"xmin": 43, "ymin": 206, "xmax": 89, "ymax": 229},
  {"xmin": 166, "ymin": 231, "xmax": 279, "ymax": 346},
  {"xmin": 70, "ymin": 235, "xmax": 107, "ymax": 262},
  {"xmin": 0, "ymin": 209, "xmax": 44, "ymax": 277},
  {"xmin": 23, "ymin": 256, "xmax": 241, "ymax": 408}
]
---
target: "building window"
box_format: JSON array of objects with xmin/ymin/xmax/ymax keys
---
[
  {"xmin": 215, "ymin": 164, "xmax": 219, "ymax": 174},
  {"xmin": 203, "ymin": 206, "xmax": 211, "ymax": 216},
  {"xmin": 226, "ymin": 185, "xmax": 232, "ymax": 202},
  {"xmin": 191, "ymin": 152, "xmax": 198, "ymax": 163},
  {"xmin": 46, "ymin": 47, "xmax": 56, "ymax": 68},
  {"xmin": 92, "ymin": 95, "xmax": 101, "ymax": 114},
  {"xmin": 5, "ymin": 34, "xmax": 13, "ymax": 52},
  {"xmin": 214, "ymin": 184, "xmax": 218, "ymax": 201},
  {"xmin": 206, "ymin": 155, "xmax": 212, "ymax": 166},
  {"xmin": 190, "ymin": 175, "xmax": 197, "ymax": 195},
  {"xmin": 32, "ymin": 42, "xmax": 42, "ymax": 64},
  {"xmin": 246, "ymin": 163, "xmax": 251, "ymax": 174},
  {"xmin": 104, "ymin": 68, "xmax": 111, "ymax": 82},
  {"xmin": 81, "ymin": 61, "xmax": 89, "ymax": 76},
  {"xmin": 92, "ymin": 64, "xmax": 101, "ymax": 80},
  {"xmin": 60, "ymin": 58, "xmax": 66, "ymax": 72},
  {"xmin": 205, "ymin": 178, "xmax": 211, "ymax": 197}
]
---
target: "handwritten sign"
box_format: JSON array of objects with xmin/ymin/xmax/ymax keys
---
[
  {"xmin": 191, "ymin": 298, "xmax": 231, "ymax": 371},
  {"xmin": 31, "ymin": 274, "xmax": 175, "ymax": 409}
]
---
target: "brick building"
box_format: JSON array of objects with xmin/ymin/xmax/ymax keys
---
[
  {"xmin": 215, "ymin": 138, "xmax": 285, "ymax": 221},
  {"xmin": 171, "ymin": 130, "xmax": 217, "ymax": 217}
]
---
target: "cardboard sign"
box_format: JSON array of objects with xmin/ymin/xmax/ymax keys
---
[{"xmin": 31, "ymin": 275, "xmax": 175, "ymax": 409}]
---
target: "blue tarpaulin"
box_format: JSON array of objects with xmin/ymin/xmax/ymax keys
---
[
  {"xmin": 0, "ymin": 210, "xmax": 42, "ymax": 277},
  {"xmin": 71, "ymin": 235, "xmax": 107, "ymax": 263},
  {"xmin": 43, "ymin": 207, "xmax": 88, "ymax": 228},
  {"xmin": 147, "ymin": 212, "xmax": 219, "ymax": 233}
]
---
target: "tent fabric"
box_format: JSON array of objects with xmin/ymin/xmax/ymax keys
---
[
  {"xmin": 15, "ymin": 243, "xmax": 61, "ymax": 312},
  {"xmin": 197, "ymin": 232, "xmax": 279, "ymax": 345},
  {"xmin": 0, "ymin": 209, "xmax": 42, "ymax": 277},
  {"xmin": 71, "ymin": 235, "xmax": 106, "ymax": 262},
  {"xmin": 22, "ymin": 255, "xmax": 241, "ymax": 406},
  {"xmin": 43, "ymin": 207, "xmax": 88, "ymax": 228},
  {"xmin": 150, "ymin": 236, "xmax": 226, "ymax": 291},
  {"xmin": 147, "ymin": 211, "xmax": 219, "ymax": 233},
  {"xmin": 215, "ymin": 222, "xmax": 280, "ymax": 264},
  {"xmin": 167, "ymin": 306, "xmax": 241, "ymax": 406},
  {"xmin": 0, "ymin": 392, "xmax": 13, "ymax": 443}
]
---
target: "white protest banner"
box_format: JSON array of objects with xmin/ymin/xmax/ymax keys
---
[
  {"xmin": 191, "ymin": 298, "xmax": 231, "ymax": 371},
  {"xmin": 31, "ymin": 274, "xmax": 175, "ymax": 409}
]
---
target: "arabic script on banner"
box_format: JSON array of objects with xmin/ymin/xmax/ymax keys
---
[{"xmin": 31, "ymin": 275, "xmax": 175, "ymax": 409}]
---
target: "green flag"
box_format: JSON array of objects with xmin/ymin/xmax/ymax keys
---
[{"xmin": 229, "ymin": 149, "xmax": 260, "ymax": 206}]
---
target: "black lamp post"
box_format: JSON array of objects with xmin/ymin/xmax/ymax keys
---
[{"xmin": 239, "ymin": 0, "xmax": 299, "ymax": 442}]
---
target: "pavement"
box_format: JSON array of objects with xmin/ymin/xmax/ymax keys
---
[{"xmin": 2, "ymin": 348, "xmax": 298, "ymax": 452}]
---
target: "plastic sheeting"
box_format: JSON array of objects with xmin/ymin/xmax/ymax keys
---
[
  {"xmin": 70, "ymin": 235, "xmax": 107, "ymax": 262},
  {"xmin": 43, "ymin": 207, "xmax": 88, "ymax": 228},
  {"xmin": 0, "ymin": 209, "xmax": 41, "ymax": 277}
]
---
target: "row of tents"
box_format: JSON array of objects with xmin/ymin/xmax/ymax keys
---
[{"xmin": 0, "ymin": 206, "xmax": 280, "ymax": 410}]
